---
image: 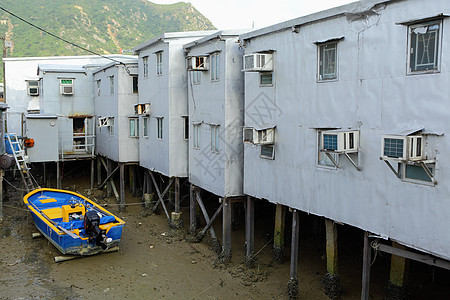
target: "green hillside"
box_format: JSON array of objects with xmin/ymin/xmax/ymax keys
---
[{"xmin": 0, "ymin": 0, "xmax": 216, "ymax": 81}]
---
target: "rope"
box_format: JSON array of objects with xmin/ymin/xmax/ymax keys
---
[{"xmin": 3, "ymin": 177, "xmax": 28, "ymax": 192}]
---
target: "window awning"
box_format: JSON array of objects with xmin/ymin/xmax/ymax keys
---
[
  {"xmin": 396, "ymin": 13, "xmax": 449, "ymax": 26},
  {"xmin": 314, "ymin": 36, "xmax": 344, "ymax": 44},
  {"xmin": 383, "ymin": 128, "xmax": 424, "ymax": 137},
  {"xmin": 253, "ymin": 124, "xmax": 276, "ymax": 131}
]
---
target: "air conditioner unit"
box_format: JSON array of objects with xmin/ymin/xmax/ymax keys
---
[
  {"xmin": 98, "ymin": 117, "xmax": 111, "ymax": 127},
  {"xmin": 188, "ymin": 56, "xmax": 208, "ymax": 71},
  {"xmin": 243, "ymin": 53, "xmax": 273, "ymax": 72},
  {"xmin": 381, "ymin": 135, "xmax": 424, "ymax": 161},
  {"xmin": 255, "ymin": 128, "xmax": 275, "ymax": 145},
  {"xmin": 243, "ymin": 127, "xmax": 255, "ymax": 143},
  {"xmin": 142, "ymin": 103, "xmax": 150, "ymax": 114},
  {"xmin": 322, "ymin": 130, "xmax": 359, "ymax": 153},
  {"xmin": 28, "ymin": 87, "xmax": 39, "ymax": 96},
  {"xmin": 60, "ymin": 79, "xmax": 74, "ymax": 95}
]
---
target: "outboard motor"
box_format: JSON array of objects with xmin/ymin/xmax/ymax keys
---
[{"xmin": 84, "ymin": 210, "xmax": 112, "ymax": 249}]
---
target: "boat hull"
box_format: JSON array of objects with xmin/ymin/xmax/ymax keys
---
[{"xmin": 24, "ymin": 188, "xmax": 125, "ymax": 255}]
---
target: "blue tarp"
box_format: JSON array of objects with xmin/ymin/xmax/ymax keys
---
[{"xmin": 57, "ymin": 215, "xmax": 116, "ymax": 230}]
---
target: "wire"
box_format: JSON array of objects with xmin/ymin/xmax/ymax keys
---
[{"xmin": 0, "ymin": 6, "xmax": 132, "ymax": 71}]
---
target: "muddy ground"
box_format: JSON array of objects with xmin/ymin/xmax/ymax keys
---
[{"xmin": 0, "ymin": 170, "xmax": 449, "ymax": 300}]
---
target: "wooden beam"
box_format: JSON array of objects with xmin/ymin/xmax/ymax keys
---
[
  {"xmin": 90, "ymin": 159, "xmax": 95, "ymax": 190},
  {"xmin": 97, "ymin": 165, "xmax": 120, "ymax": 189},
  {"xmin": 375, "ymin": 242, "xmax": 450, "ymax": 271},
  {"xmin": 195, "ymin": 188, "xmax": 218, "ymax": 241},
  {"xmin": 325, "ymin": 219, "xmax": 339, "ymax": 275},
  {"xmin": 197, "ymin": 201, "xmax": 223, "ymax": 239},
  {"xmin": 389, "ymin": 242, "xmax": 409, "ymax": 286},
  {"xmin": 361, "ymin": 231, "xmax": 371, "ymax": 300},
  {"xmin": 106, "ymin": 158, "xmax": 112, "ymax": 197},
  {"xmin": 149, "ymin": 171, "xmax": 172, "ymax": 220},
  {"xmin": 189, "ymin": 184, "xmax": 196, "ymax": 234}
]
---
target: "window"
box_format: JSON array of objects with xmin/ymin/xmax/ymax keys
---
[
  {"xmin": 156, "ymin": 52, "xmax": 163, "ymax": 76},
  {"xmin": 210, "ymin": 52, "xmax": 220, "ymax": 81},
  {"xmin": 109, "ymin": 117, "xmax": 114, "ymax": 136},
  {"xmin": 157, "ymin": 117, "xmax": 163, "ymax": 139},
  {"xmin": 260, "ymin": 73, "xmax": 273, "ymax": 86},
  {"xmin": 143, "ymin": 56, "xmax": 149, "ymax": 78},
  {"xmin": 191, "ymin": 71, "xmax": 201, "ymax": 84},
  {"xmin": 193, "ymin": 124, "xmax": 200, "ymax": 149},
  {"xmin": 260, "ymin": 145, "xmax": 275, "ymax": 159},
  {"xmin": 27, "ymin": 81, "xmax": 39, "ymax": 96},
  {"xmin": 210, "ymin": 125, "xmax": 219, "ymax": 152},
  {"xmin": 129, "ymin": 118, "xmax": 139, "ymax": 137},
  {"xmin": 109, "ymin": 76, "xmax": 114, "ymax": 95},
  {"xmin": 132, "ymin": 76, "xmax": 138, "ymax": 94},
  {"xmin": 403, "ymin": 164, "xmax": 434, "ymax": 183},
  {"xmin": 96, "ymin": 79, "xmax": 101, "ymax": 96},
  {"xmin": 60, "ymin": 79, "xmax": 74, "ymax": 95},
  {"xmin": 318, "ymin": 42, "xmax": 337, "ymax": 81},
  {"xmin": 143, "ymin": 117, "xmax": 149, "ymax": 137},
  {"xmin": 182, "ymin": 116, "xmax": 189, "ymax": 140},
  {"xmin": 318, "ymin": 130, "xmax": 338, "ymax": 167},
  {"xmin": 408, "ymin": 20, "xmax": 442, "ymax": 73}
]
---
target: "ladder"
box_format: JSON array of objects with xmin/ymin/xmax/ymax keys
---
[{"xmin": 6, "ymin": 133, "xmax": 37, "ymax": 193}]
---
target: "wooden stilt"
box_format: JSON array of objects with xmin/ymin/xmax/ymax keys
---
[
  {"xmin": 274, "ymin": 204, "xmax": 286, "ymax": 263},
  {"xmin": 90, "ymin": 159, "xmax": 94, "ymax": 190},
  {"xmin": 56, "ymin": 161, "xmax": 61, "ymax": 189},
  {"xmin": 129, "ymin": 165, "xmax": 135, "ymax": 195},
  {"xmin": 43, "ymin": 162, "xmax": 47, "ymax": 187},
  {"xmin": 146, "ymin": 171, "xmax": 152, "ymax": 193},
  {"xmin": 106, "ymin": 159, "xmax": 112, "ymax": 197},
  {"xmin": 245, "ymin": 196, "xmax": 255, "ymax": 267},
  {"xmin": 287, "ymin": 209, "xmax": 300, "ymax": 299},
  {"xmin": 195, "ymin": 188, "xmax": 221, "ymax": 253},
  {"xmin": 222, "ymin": 197, "xmax": 232, "ymax": 262},
  {"xmin": 324, "ymin": 219, "xmax": 342, "ymax": 299},
  {"xmin": 174, "ymin": 177, "xmax": 180, "ymax": 213},
  {"xmin": 385, "ymin": 242, "xmax": 410, "ymax": 298},
  {"xmin": 149, "ymin": 171, "xmax": 172, "ymax": 219},
  {"xmin": 189, "ymin": 184, "xmax": 196, "ymax": 234},
  {"xmin": 0, "ymin": 169, "xmax": 3, "ymax": 220},
  {"xmin": 97, "ymin": 157, "xmax": 101, "ymax": 186},
  {"xmin": 325, "ymin": 219, "xmax": 338, "ymax": 275},
  {"xmin": 361, "ymin": 231, "xmax": 371, "ymax": 300},
  {"xmin": 119, "ymin": 163, "xmax": 125, "ymax": 211}
]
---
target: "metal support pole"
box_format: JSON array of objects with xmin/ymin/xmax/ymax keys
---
[
  {"xmin": 361, "ymin": 231, "xmax": 371, "ymax": 300},
  {"xmin": 245, "ymin": 196, "xmax": 255, "ymax": 267},
  {"xmin": 43, "ymin": 162, "xmax": 47, "ymax": 187},
  {"xmin": 222, "ymin": 197, "xmax": 232, "ymax": 263},
  {"xmin": 119, "ymin": 163, "xmax": 125, "ymax": 212},
  {"xmin": 287, "ymin": 209, "xmax": 300, "ymax": 299}
]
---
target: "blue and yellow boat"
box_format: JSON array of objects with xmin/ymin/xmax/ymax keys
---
[{"xmin": 24, "ymin": 188, "xmax": 125, "ymax": 255}]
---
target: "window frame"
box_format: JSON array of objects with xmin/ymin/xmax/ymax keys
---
[
  {"xmin": 143, "ymin": 116, "xmax": 149, "ymax": 138},
  {"xmin": 401, "ymin": 162, "xmax": 435, "ymax": 186},
  {"xmin": 109, "ymin": 76, "xmax": 114, "ymax": 95},
  {"xmin": 191, "ymin": 70, "xmax": 201, "ymax": 84},
  {"xmin": 27, "ymin": 80, "xmax": 40, "ymax": 96},
  {"xmin": 210, "ymin": 124, "xmax": 219, "ymax": 153},
  {"xmin": 109, "ymin": 117, "xmax": 115, "ymax": 136},
  {"xmin": 182, "ymin": 116, "xmax": 189, "ymax": 141},
  {"xmin": 156, "ymin": 52, "xmax": 163, "ymax": 76},
  {"xmin": 193, "ymin": 123, "xmax": 200, "ymax": 149},
  {"xmin": 259, "ymin": 72, "xmax": 273, "ymax": 87},
  {"xmin": 129, "ymin": 118, "xmax": 139, "ymax": 137},
  {"xmin": 260, "ymin": 144, "xmax": 275, "ymax": 160},
  {"xmin": 407, "ymin": 20, "xmax": 442, "ymax": 75},
  {"xmin": 132, "ymin": 76, "xmax": 138, "ymax": 94},
  {"xmin": 143, "ymin": 56, "xmax": 149, "ymax": 78},
  {"xmin": 156, "ymin": 117, "xmax": 164, "ymax": 140},
  {"xmin": 317, "ymin": 130, "xmax": 339, "ymax": 169},
  {"xmin": 317, "ymin": 41, "xmax": 338, "ymax": 82},
  {"xmin": 210, "ymin": 52, "xmax": 220, "ymax": 81},
  {"xmin": 96, "ymin": 79, "xmax": 101, "ymax": 97}
]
